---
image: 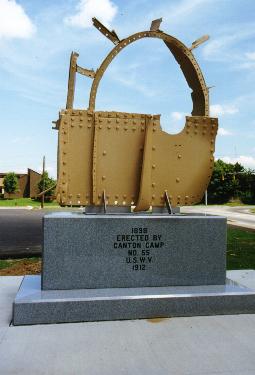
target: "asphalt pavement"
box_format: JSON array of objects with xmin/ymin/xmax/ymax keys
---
[
  {"xmin": 0, "ymin": 209, "xmax": 44, "ymax": 258},
  {"xmin": 181, "ymin": 205, "xmax": 255, "ymax": 230}
]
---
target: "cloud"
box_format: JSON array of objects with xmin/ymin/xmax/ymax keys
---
[
  {"xmin": 0, "ymin": 0, "xmax": 35, "ymax": 39},
  {"xmin": 246, "ymin": 52, "xmax": 255, "ymax": 61},
  {"xmin": 218, "ymin": 127, "xmax": 232, "ymax": 136},
  {"xmin": 65, "ymin": 0, "xmax": 117, "ymax": 29},
  {"xmin": 220, "ymin": 156, "xmax": 255, "ymax": 170},
  {"xmin": 171, "ymin": 112, "xmax": 186, "ymax": 121},
  {"xmin": 210, "ymin": 104, "xmax": 238, "ymax": 117}
]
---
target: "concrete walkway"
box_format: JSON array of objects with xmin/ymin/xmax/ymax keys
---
[
  {"xmin": 181, "ymin": 206, "xmax": 255, "ymax": 230},
  {"xmin": 1, "ymin": 271, "xmax": 255, "ymax": 374}
]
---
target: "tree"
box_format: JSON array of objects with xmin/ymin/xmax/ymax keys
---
[
  {"xmin": 207, "ymin": 159, "xmax": 255, "ymax": 204},
  {"xmin": 38, "ymin": 172, "xmax": 56, "ymax": 200},
  {"xmin": 3, "ymin": 172, "xmax": 19, "ymax": 198}
]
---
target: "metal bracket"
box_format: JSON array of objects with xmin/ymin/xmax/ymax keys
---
[
  {"xmin": 77, "ymin": 65, "xmax": 95, "ymax": 78},
  {"xmin": 189, "ymin": 35, "xmax": 209, "ymax": 50},
  {"xmin": 103, "ymin": 190, "xmax": 107, "ymax": 214},
  {"xmin": 164, "ymin": 190, "xmax": 173, "ymax": 215},
  {"xmin": 150, "ymin": 18, "xmax": 162, "ymax": 31},
  {"xmin": 92, "ymin": 17, "xmax": 120, "ymax": 45}
]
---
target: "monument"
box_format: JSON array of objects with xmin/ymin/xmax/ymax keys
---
[{"xmin": 13, "ymin": 18, "xmax": 255, "ymax": 325}]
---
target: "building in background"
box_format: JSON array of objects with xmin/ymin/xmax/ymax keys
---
[{"xmin": 0, "ymin": 169, "xmax": 41, "ymax": 199}]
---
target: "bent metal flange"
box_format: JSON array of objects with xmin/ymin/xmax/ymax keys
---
[{"xmin": 54, "ymin": 18, "xmax": 218, "ymax": 211}]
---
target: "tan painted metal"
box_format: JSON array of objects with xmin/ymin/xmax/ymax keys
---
[{"xmin": 54, "ymin": 19, "xmax": 218, "ymax": 211}]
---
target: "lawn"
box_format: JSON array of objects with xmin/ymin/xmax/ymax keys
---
[
  {"xmin": 227, "ymin": 227, "xmax": 255, "ymax": 270},
  {"xmin": 0, "ymin": 198, "xmax": 59, "ymax": 207}
]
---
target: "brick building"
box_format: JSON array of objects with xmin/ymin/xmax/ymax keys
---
[{"xmin": 0, "ymin": 169, "xmax": 41, "ymax": 199}]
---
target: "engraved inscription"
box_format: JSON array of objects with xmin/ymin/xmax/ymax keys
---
[{"xmin": 113, "ymin": 227, "xmax": 165, "ymax": 271}]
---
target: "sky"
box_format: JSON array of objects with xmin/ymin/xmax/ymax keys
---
[{"xmin": 0, "ymin": 0, "xmax": 255, "ymax": 177}]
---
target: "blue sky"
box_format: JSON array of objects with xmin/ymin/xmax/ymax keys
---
[{"xmin": 0, "ymin": 0, "xmax": 255, "ymax": 177}]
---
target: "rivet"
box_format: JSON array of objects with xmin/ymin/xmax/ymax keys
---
[
  {"xmin": 79, "ymin": 124, "xmax": 82, "ymax": 128},
  {"xmin": 124, "ymin": 120, "xmax": 128, "ymax": 124},
  {"xmin": 132, "ymin": 127, "xmax": 136, "ymax": 131},
  {"xmin": 178, "ymin": 154, "xmax": 182, "ymax": 159},
  {"xmin": 71, "ymin": 117, "xmax": 74, "ymax": 121},
  {"xmin": 107, "ymin": 125, "xmax": 111, "ymax": 129},
  {"xmin": 103, "ymin": 151, "xmax": 106, "ymax": 155},
  {"xmin": 80, "ymin": 118, "xmax": 83, "ymax": 122},
  {"xmin": 115, "ymin": 195, "xmax": 119, "ymax": 199},
  {"xmin": 186, "ymin": 130, "xmax": 190, "ymax": 134},
  {"xmin": 99, "ymin": 119, "xmax": 103, "ymax": 123},
  {"xmin": 140, "ymin": 147, "xmax": 143, "ymax": 151},
  {"xmin": 153, "ymin": 128, "xmax": 156, "ymax": 132},
  {"xmin": 63, "ymin": 162, "xmax": 66, "ymax": 165},
  {"xmin": 107, "ymin": 119, "xmax": 111, "ymax": 123},
  {"xmin": 64, "ymin": 121, "xmax": 67, "ymax": 125},
  {"xmin": 211, "ymin": 131, "xmax": 214, "ymax": 135},
  {"xmin": 64, "ymin": 131, "xmax": 67, "ymax": 134},
  {"xmin": 116, "ymin": 119, "xmax": 120, "ymax": 123},
  {"xmin": 123, "ymin": 194, "xmax": 127, "ymax": 199},
  {"xmin": 185, "ymin": 195, "xmax": 189, "ymax": 199},
  {"xmin": 99, "ymin": 125, "xmax": 102, "ymax": 129},
  {"xmin": 178, "ymin": 195, "xmax": 181, "ymax": 199},
  {"xmin": 152, "ymin": 194, "xmax": 155, "ymax": 199},
  {"xmin": 133, "ymin": 121, "xmax": 136, "ymax": 124},
  {"xmin": 86, "ymin": 194, "xmax": 89, "ymax": 198},
  {"xmin": 77, "ymin": 194, "xmax": 81, "ymax": 198},
  {"xmin": 68, "ymin": 194, "xmax": 72, "ymax": 198},
  {"xmin": 88, "ymin": 118, "xmax": 92, "ymax": 122},
  {"xmin": 152, "ymin": 164, "xmax": 156, "ymax": 169},
  {"xmin": 141, "ymin": 127, "xmax": 145, "ymax": 131},
  {"xmin": 202, "ymin": 131, "xmax": 206, "ymax": 135},
  {"xmin": 176, "ymin": 177, "xmax": 180, "ymax": 182},
  {"xmin": 210, "ymin": 148, "xmax": 214, "ymax": 152},
  {"xmin": 153, "ymin": 122, "xmax": 157, "ymax": 126},
  {"xmin": 195, "ymin": 130, "xmax": 198, "ymax": 134},
  {"xmin": 62, "ymin": 190, "xmax": 65, "ymax": 193},
  {"xmin": 116, "ymin": 125, "xmax": 120, "ymax": 130},
  {"xmin": 152, "ymin": 183, "xmax": 155, "ymax": 187},
  {"xmin": 132, "ymin": 114, "xmax": 135, "ymax": 118},
  {"xmin": 211, "ymin": 140, "xmax": 214, "ymax": 144},
  {"xmin": 71, "ymin": 123, "xmax": 74, "ymax": 127},
  {"xmin": 79, "ymin": 111, "xmax": 82, "ymax": 115},
  {"xmin": 141, "ymin": 121, "xmax": 145, "ymax": 125},
  {"xmin": 152, "ymin": 146, "xmax": 156, "ymax": 150},
  {"xmin": 102, "ymin": 176, "xmax": 106, "ymax": 180},
  {"xmin": 124, "ymin": 126, "xmax": 128, "ymax": 130},
  {"xmin": 88, "ymin": 125, "xmax": 91, "ymax": 129},
  {"xmin": 210, "ymin": 157, "xmax": 214, "ymax": 161},
  {"xmin": 195, "ymin": 124, "xmax": 198, "ymax": 128},
  {"xmin": 187, "ymin": 123, "xmax": 191, "ymax": 128}
]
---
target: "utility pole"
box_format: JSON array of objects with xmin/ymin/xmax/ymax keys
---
[
  {"xmin": 41, "ymin": 156, "xmax": 45, "ymax": 209},
  {"xmin": 205, "ymin": 189, "xmax": 208, "ymax": 206}
]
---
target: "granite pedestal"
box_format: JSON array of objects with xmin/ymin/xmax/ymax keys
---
[
  {"xmin": 42, "ymin": 213, "xmax": 226, "ymax": 290},
  {"xmin": 12, "ymin": 212, "xmax": 255, "ymax": 325}
]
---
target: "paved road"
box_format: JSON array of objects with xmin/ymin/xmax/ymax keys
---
[
  {"xmin": 0, "ymin": 209, "xmax": 44, "ymax": 258},
  {"xmin": 181, "ymin": 205, "xmax": 255, "ymax": 230}
]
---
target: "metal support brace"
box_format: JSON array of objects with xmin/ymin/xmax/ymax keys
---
[
  {"xmin": 164, "ymin": 190, "xmax": 173, "ymax": 215},
  {"xmin": 103, "ymin": 190, "xmax": 107, "ymax": 214}
]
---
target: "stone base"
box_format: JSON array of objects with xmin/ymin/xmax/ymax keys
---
[
  {"xmin": 13, "ymin": 275, "xmax": 255, "ymax": 326},
  {"xmin": 42, "ymin": 213, "xmax": 226, "ymax": 290}
]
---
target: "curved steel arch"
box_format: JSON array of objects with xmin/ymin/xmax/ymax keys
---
[{"xmin": 89, "ymin": 30, "xmax": 209, "ymax": 116}]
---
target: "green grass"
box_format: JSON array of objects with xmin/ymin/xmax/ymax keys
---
[
  {"xmin": 251, "ymin": 209, "xmax": 255, "ymax": 214},
  {"xmin": 227, "ymin": 227, "xmax": 255, "ymax": 270},
  {"xmin": 0, "ymin": 198, "xmax": 59, "ymax": 207},
  {"xmin": 0, "ymin": 257, "xmax": 40, "ymax": 270}
]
